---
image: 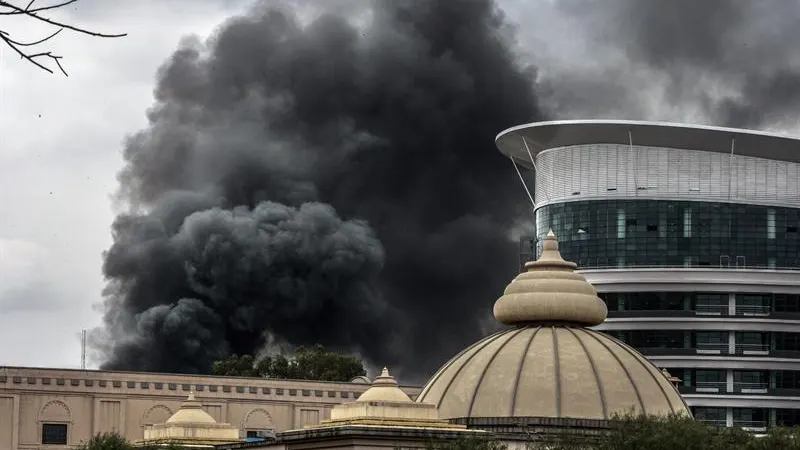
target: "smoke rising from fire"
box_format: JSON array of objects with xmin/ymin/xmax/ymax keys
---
[
  {"xmin": 94, "ymin": 0, "xmax": 542, "ymax": 380},
  {"xmin": 94, "ymin": 0, "xmax": 800, "ymax": 380}
]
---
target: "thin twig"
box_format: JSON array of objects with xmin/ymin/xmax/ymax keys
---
[{"xmin": 0, "ymin": 0, "xmax": 126, "ymax": 75}]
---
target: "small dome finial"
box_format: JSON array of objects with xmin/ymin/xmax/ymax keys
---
[
  {"xmin": 493, "ymin": 231, "xmax": 607, "ymax": 326},
  {"xmin": 524, "ymin": 230, "xmax": 576, "ymax": 270}
]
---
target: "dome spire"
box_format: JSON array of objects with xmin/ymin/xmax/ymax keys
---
[{"xmin": 493, "ymin": 230, "xmax": 607, "ymax": 326}]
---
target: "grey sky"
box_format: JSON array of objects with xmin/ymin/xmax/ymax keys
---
[{"xmin": 1, "ymin": 0, "xmax": 799, "ymax": 370}]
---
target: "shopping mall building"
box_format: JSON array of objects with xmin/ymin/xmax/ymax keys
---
[{"xmin": 496, "ymin": 120, "xmax": 800, "ymax": 432}]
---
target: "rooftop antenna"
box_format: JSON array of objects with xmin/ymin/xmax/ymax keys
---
[{"xmin": 81, "ymin": 329, "xmax": 87, "ymax": 370}]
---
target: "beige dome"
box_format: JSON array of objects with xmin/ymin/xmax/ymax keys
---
[
  {"xmin": 357, "ymin": 367, "xmax": 413, "ymax": 403},
  {"xmin": 416, "ymin": 326, "xmax": 688, "ymax": 420},
  {"xmin": 165, "ymin": 392, "xmax": 217, "ymax": 424},
  {"xmin": 417, "ymin": 231, "xmax": 690, "ymax": 422}
]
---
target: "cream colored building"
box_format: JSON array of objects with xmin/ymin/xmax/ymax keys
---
[
  {"xmin": 218, "ymin": 368, "xmax": 481, "ymax": 450},
  {"xmin": 0, "ymin": 366, "xmax": 421, "ymax": 449}
]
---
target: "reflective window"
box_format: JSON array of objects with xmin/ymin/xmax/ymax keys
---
[
  {"xmin": 42, "ymin": 424, "xmax": 67, "ymax": 445},
  {"xmin": 777, "ymin": 371, "xmax": 800, "ymax": 389},
  {"xmin": 776, "ymin": 409, "xmax": 800, "ymax": 427},
  {"xmin": 527, "ymin": 200, "xmax": 800, "ymax": 269}
]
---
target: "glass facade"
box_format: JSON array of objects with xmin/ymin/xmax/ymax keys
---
[
  {"xmin": 599, "ymin": 291, "xmax": 800, "ymax": 316},
  {"xmin": 525, "ymin": 200, "xmax": 800, "ymax": 269},
  {"xmin": 606, "ymin": 330, "xmax": 800, "ymax": 356}
]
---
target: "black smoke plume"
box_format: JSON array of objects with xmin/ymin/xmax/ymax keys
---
[{"xmin": 94, "ymin": 0, "xmax": 542, "ymax": 381}]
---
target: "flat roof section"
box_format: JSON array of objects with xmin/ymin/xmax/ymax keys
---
[{"xmin": 495, "ymin": 120, "xmax": 800, "ymax": 165}]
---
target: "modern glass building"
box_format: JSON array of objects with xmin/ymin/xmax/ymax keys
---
[{"xmin": 496, "ymin": 120, "xmax": 800, "ymax": 432}]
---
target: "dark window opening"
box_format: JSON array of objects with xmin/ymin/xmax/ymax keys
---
[
  {"xmin": 42, "ymin": 423, "xmax": 68, "ymax": 445},
  {"xmin": 647, "ymin": 224, "xmax": 658, "ymax": 232},
  {"xmin": 788, "ymin": 226, "xmax": 798, "ymax": 233},
  {"xmin": 626, "ymin": 219, "xmax": 637, "ymax": 226}
]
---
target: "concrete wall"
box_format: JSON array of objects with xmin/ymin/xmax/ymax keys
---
[{"xmin": 0, "ymin": 366, "xmax": 421, "ymax": 449}]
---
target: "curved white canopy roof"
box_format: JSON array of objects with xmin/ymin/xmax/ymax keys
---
[{"xmin": 495, "ymin": 120, "xmax": 800, "ymax": 165}]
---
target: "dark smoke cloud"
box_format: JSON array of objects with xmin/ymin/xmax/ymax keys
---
[
  {"xmin": 539, "ymin": 0, "xmax": 800, "ymax": 130},
  {"xmin": 95, "ymin": 0, "xmax": 542, "ymax": 380}
]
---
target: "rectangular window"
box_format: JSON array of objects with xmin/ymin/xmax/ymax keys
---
[
  {"xmin": 42, "ymin": 423, "xmax": 68, "ymax": 445},
  {"xmin": 768, "ymin": 209, "xmax": 776, "ymax": 239},
  {"xmin": 683, "ymin": 208, "xmax": 692, "ymax": 238},
  {"xmin": 617, "ymin": 209, "xmax": 626, "ymax": 239}
]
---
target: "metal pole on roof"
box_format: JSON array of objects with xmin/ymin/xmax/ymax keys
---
[{"xmin": 81, "ymin": 330, "xmax": 87, "ymax": 370}]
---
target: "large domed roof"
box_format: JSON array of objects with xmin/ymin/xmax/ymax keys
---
[
  {"xmin": 416, "ymin": 231, "xmax": 690, "ymax": 422},
  {"xmin": 416, "ymin": 326, "xmax": 687, "ymax": 420}
]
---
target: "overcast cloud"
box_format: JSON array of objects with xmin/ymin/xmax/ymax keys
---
[{"xmin": 2, "ymin": 0, "xmax": 800, "ymax": 371}]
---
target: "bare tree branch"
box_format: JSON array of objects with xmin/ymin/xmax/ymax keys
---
[{"xmin": 0, "ymin": 0, "xmax": 126, "ymax": 76}]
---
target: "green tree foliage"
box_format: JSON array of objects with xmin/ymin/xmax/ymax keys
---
[
  {"xmin": 78, "ymin": 433, "xmax": 132, "ymax": 450},
  {"xmin": 430, "ymin": 414, "xmax": 800, "ymax": 450},
  {"xmin": 211, "ymin": 344, "xmax": 366, "ymax": 382},
  {"xmin": 425, "ymin": 436, "xmax": 508, "ymax": 450},
  {"xmin": 77, "ymin": 432, "xmax": 186, "ymax": 450}
]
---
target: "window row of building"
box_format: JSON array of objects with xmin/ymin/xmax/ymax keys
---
[
  {"xmin": 607, "ymin": 330, "xmax": 800, "ymax": 356},
  {"xmin": 692, "ymin": 407, "xmax": 800, "ymax": 429},
  {"xmin": 599, "ymin": 292, "xmax": 800, "ymax": 315},
  {"xmin": 673, "ymin": 368, "xmax": 800, "ymax": 391},
  {"xmin": 524, "ymin": 200, "xmax": 800, "ymax": 269}
]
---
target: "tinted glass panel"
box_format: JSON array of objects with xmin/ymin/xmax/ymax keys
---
[{"xmin": 526, "ymin": 200, "xmax": 800, "ymax": 269}]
